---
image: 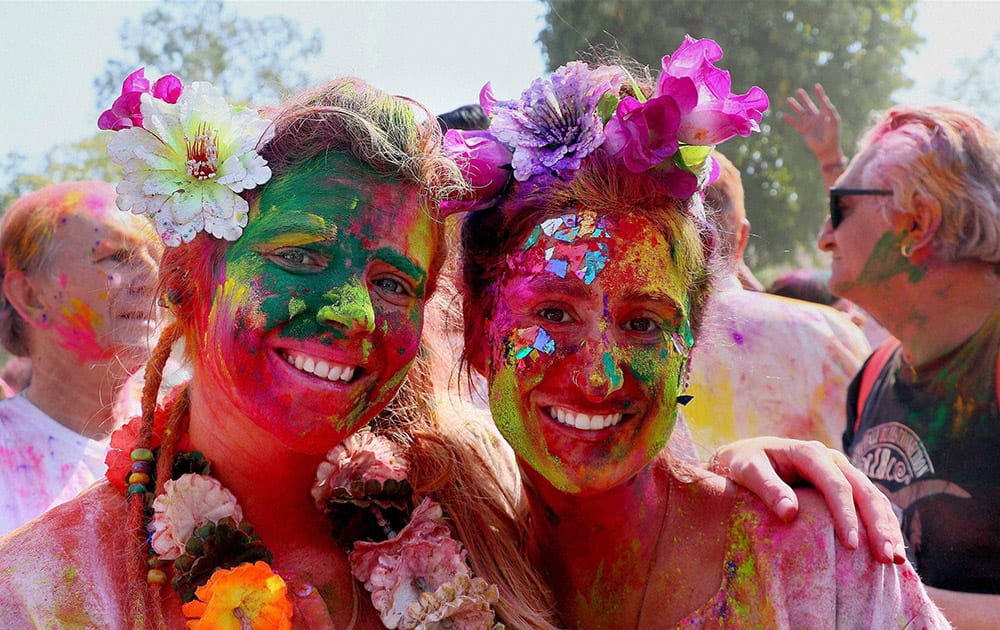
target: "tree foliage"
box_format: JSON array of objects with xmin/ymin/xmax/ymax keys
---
[
  {"xmin": 95, "ymin": 0, "xmax": 322, "ymax": 108},
  {"xmin": 0, "ymin": 135, "xmax": 119, "ymax": 211},
  {"xmin": 3, "ymin": 0, "xmax": 322, "ymax": 212},
  {"xmin": 538, "ymin": 0, "xmax": 922, "ymax": 267},
  {"xmin": 936, "ymin": 35, "xmax": 1000, "ymax": 129}
]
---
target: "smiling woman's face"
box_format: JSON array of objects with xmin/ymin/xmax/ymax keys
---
[
  {"xmin": 482, "ymin": 210, "xmax": 692, "ymax": 494},
  {"xmin": 196, "ymin": 154, "xmax": 438, "ymax": 452}
]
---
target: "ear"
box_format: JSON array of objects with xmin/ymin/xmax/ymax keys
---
[
  {"xmin": 898, "ymin": 193, "xmax": 942, "ymax": 256},
  {"xmin": 2, "ymin": 270, "xmax": 48, "ymax": 328},
  {"xmin": 734, "ymin": 218, "xmax": 751, "ymax": 262}
]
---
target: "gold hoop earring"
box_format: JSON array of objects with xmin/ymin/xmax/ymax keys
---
[{"xmin": 900, "ymin": 243, "xmax": 913, "ymax": 258}]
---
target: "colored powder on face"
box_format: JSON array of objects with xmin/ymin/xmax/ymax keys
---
[
  {"xmin": 858, "ymin": 232, "xmax": 927, "ymax": 286},
  {"xmin": 601, "ymin": 350, "xmax": 624, "ymax": 391},
  {"xmin": 287, "ymin": 297, "xmax": 306, "ymax": 319},
  {"xmin": 52, "ymin": 297, "xmax": 106, "ymax": 361},
  {"xmin": 317, "ymin": 277, "xmax": 375, "ymax": 338},
  {"xmin": 731, "ymin": 331, "xmax": 745, "ymax": 345}
]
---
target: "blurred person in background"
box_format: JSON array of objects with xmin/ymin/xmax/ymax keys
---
[
  {"xmin": 811, "ymin": 102, "xmax": 1000, "ymax": 628},
  {"xmin": 0, "ymin": 181, "xmax": 161, "ymax": 534},
  {"xmin": 684, "ymin": 151, "xmax": 870, "ymax": 453}
]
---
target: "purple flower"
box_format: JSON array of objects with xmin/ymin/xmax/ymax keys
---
[
  {"xmin": 440, "ymin": 129, "xmax": 513, "ymax": 215},
  {"xmin": 659, "ymin": 36, "xmax": 769, "ymax": 146},
  {"xmin": 488, "ymin": 62, "xmax": 625, "ymax": 181},
  {"xmin": 98, "ymin": 67, "xmax": 183, "ymax": 131}
]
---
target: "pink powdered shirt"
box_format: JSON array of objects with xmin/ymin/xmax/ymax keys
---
[
  {"xmin": 675, "ymin": 486, "xmax": 951, "ymax": 628},
  {"xmin": 0, "ymin": 394, "xmax": 108, "ymax": 535},
  {"xmin": 685, "ymin": 275, "xmax": 871, "ymax": 455}
]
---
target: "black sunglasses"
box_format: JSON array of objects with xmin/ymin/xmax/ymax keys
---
[{"xmin": 829, "ymin": 188, "xmax": 893, "ymax": 229}]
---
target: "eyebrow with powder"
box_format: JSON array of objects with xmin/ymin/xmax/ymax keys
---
[
  {"xmin": 620, "ymin": 287, "xmax": 685, "ymax": 315},
  {"xmin": 254, "ymin": 213, "xmax": 339, "ymax": 248},
  {"xmin": 521, "ymin": 272, "xmax": 592, "ymax": 299},
  {"xmin": 372, "ymin": 246, "xmax": 428, "ymax": 291}
]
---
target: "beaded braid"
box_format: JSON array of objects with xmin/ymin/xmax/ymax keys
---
[{"xmin": 123, "ymin": 319, "xmax": 185, "ymax": 628}]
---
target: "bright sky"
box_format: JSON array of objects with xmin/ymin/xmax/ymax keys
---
[{"xmin": 1, "ymin": 0, "xmax": 998, "ymax": 175}]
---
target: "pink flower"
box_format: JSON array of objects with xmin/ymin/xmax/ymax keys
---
[
  {"xmin": 603, "ymin": 90, "xmax": 688, "ymax": 173},
  {"xmin": 150, "ymin": 473, "xmax": 244, "ymax": 560},
  {"xmin": 479, "ymin": 82, "xmax": 497, "ymax": 117},
  {"xmin": 98, "ymin": 67, "xmax": 183, "ymax": 131},
  {"xmin": 350, "ymin": 498, "xmax": 497, "ymax": 629},
  {"xmin": 440, "ymin": 129, "xmax": 513, "ymax": 216},
  {"xmin": 659, "ymin": 35, "xmax": 769, "ymax": 146},
  {"xmin": 312, "ymin": 431, "xmax": 409, "ymax": 508}
]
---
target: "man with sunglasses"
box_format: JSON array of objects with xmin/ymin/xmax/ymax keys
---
[{"xmin": 801, "ymin": 98, "xmax": 1000, "ymax": 628}]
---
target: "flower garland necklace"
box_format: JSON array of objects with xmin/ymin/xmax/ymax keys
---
[{"xmin": 107, "ymin": 398, "xmax": 504, "ymax": 629}]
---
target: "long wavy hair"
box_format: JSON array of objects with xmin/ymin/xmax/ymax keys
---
[{"xmin": 125, "ymin": 77, "xmax": 558, "ymax": 628}]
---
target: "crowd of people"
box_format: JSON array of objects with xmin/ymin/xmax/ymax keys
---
[{"xmin": 0, "ymin": 33, "xmax": 994, "ymax": 629}]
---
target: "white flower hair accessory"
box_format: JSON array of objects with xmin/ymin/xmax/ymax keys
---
[{"xmin": 100, "ymin": 68, "xmax": 274, "ymax": 246}]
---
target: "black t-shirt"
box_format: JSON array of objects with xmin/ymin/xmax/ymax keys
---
[{"xmin": 844, "ymin": 306, "xmax": 1000, "ymax": 593}]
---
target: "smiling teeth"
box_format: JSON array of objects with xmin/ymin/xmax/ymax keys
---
[
  {"xmin": 548, "ymin": 407, "xmax": 623, "ymax": 431},
  {"xmin": 284, "ymin": 351, "xmax": 356, "ymax": 382}
]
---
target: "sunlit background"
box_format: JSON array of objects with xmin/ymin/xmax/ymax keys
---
[{"xmin": 2, "ymin": 0, "xmax": 997, "ymax": 269}]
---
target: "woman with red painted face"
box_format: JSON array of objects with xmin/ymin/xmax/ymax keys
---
[
  {"xmin": 0, "ymin": 72, "xmax": 558, "ymax": 629},
  {"xmin": 446, "ymin": 37, "xmax": 950, "ymax": 628}
]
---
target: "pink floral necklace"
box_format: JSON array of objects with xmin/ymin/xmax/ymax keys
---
[{"xmin": 108, "ymin": 408, "xmax": 503, "ymax": 629}]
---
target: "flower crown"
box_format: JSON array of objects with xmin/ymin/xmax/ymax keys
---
[
  {"xmin": 442, "ymin": 35, "xmax": 768, "ymax": 216},
  {"xmin": 99, "ymin": 68, "xmax": 275, "ymax": 246}
]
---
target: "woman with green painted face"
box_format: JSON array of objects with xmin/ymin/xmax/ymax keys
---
[
  {"xmin": 447, "ymin": 39, "xmax": 950, "ymax": 628},
  {"xmin": 0, "ymin": 73, "xmax": 559, "ymax": 628}
]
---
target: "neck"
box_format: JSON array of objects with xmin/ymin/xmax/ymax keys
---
[
  {"xmin": 861, "ymin": 262, "xmax": 1000, "ymax": 365},
  {"xmin": 186, "ymin": 376, "xmax": 331, "ymax": 546},
  {"xmin": 523, "ymin": 461, "xmax": 669, "ymax": 627},
  {"xmin": 25, "ymin": 352, "xmax": 128, "ymax": 439},
  {"xmin": 183, "ymin": 376, "xmax": 374, "ymax": 619}
]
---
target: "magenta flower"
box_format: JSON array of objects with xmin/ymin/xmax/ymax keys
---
[
  {"xmin": 659, "ymin": 36, "xmax": 769, "ymax": 146},
  {"xmin": 602, "ymin": 79, "xmax": 693, "ymax": 173},
  {"xmin": 488, "ymin": 61, "xmax": 625, "ymax": 181},
  {"xmin": 479, "ymin": 82, "xmax": 497, "ymax": 117},
  {"xmin": 440, "ymin": 129, "xmax": 513, "ymax": 215},
  {"xmin": 98, "ymin": 67, "xmax": 183, "ymax": 131}
]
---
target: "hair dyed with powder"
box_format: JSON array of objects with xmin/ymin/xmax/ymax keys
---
[
  {"xmin": 0, "ymin": 181, "xmax": 155, "ymax": 356},
  {"xmin": 856, "ymin": 104, "xmax": 1000, "ymax": 265},
  {"xmin": 127, "ymin": 78, "xmax": 558, "ymax": 628}
]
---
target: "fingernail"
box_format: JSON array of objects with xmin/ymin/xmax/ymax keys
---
[
  {"xmin": 775, "ymin": 496, "xmax": 795, "ymax": 519},
  {"xmin": 893, "ymin": 543, "xmax": 906, "ymax": 564},
  {"xmin": 847, "ymin": 529, "xmax": 859, "ymax": 550},
  {"xmin": 882, "ymin": 540, "xmax": 893, "ymax": 561}
]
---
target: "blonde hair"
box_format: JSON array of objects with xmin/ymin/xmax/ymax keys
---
[
  {"xmin": 124, "ymin": 78, "xmax": 558, "ymax": 628},
  {"xmin": 704, "ymin": 150, "xmax": 746, "ymax": 265}
]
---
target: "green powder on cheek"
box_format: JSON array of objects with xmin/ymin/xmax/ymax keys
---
[
  {"xmin": 488, "ymin": 368, "xmax": 573, "ymax": 491},
  {"xmin": 858, "ymin": 232, "xmax": 927, "ymax": 286}
]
